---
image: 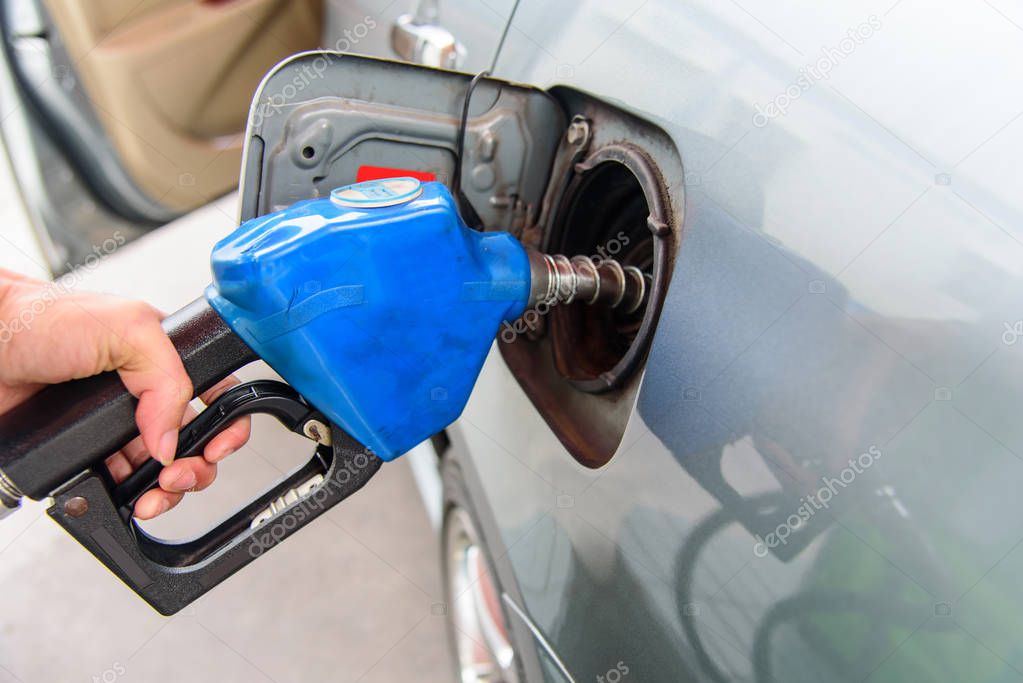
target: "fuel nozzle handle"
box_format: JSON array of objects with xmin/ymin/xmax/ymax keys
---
[
  {"xmin": 0, "ymin": 298, "xmax": 257, "ymax": 516},
  {"xmin": 527, "ymin": 251, "xmax": 649, "ymax": 313}
]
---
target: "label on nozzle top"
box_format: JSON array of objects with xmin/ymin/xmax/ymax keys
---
[{"xmin": 330, "ymin": 178, "xmax": 423, "ymax": 208}]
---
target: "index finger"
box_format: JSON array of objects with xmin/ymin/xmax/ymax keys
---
[{"xmin": 197, "ymin": 375, "xmax": 252, "ymax": 463}]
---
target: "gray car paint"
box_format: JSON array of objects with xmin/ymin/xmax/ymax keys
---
[
  {"xmin": 442, "ymin": 1, "xmax": 1023, "ymax": 681},
  {"xmin": 328, "ymin": 1, "xmax": 1023, "ymax": 680}
]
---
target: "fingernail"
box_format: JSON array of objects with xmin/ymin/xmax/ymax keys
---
[
  {"xmin": 213, "ymin": 446, "xmax": 236, "ymax": 462},
  {"xmin": 169, "ymin": 470, "xmax": 196, "ymax": 492},
  {"xmin": 158, "ymin": 430, "xmax": 178, "ymax": 466},
  {"xmin": 135, "ymin": 498, "xmax": 170, "ymax": 520}
]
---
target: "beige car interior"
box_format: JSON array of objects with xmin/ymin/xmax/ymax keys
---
[{"xmin": 42, "ymin": 0, "xmax": 322, "ymax": 212}]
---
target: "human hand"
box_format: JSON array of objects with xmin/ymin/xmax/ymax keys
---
[{"xmin": 0, "ymin": 269, "xmax": 250, "ymax": 519}]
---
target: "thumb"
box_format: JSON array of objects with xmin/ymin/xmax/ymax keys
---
[
  {"xmin": 0, "ymin": 287, "xmax": 194, "ymax": 465},
  {"xmin": 103, "ymin": 304, "xmax": 193, "ymax": 466}
]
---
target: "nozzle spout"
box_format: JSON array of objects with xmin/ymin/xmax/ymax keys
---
[{"xmin": 527, "ymin": 251, "xmax": 649, "ymax": 314}]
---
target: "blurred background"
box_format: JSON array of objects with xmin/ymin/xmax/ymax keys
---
[{"xmin": 2, "ymin": 0, "xmax": 322, "ymax": 271}]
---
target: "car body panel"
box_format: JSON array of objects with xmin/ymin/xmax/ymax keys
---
[
  {"xmin": 448, "ymin": 1, "xmax": 1023, "ymax": 681},
  {"xmin": 324, "ymin": 0, "xmax": 517, "ymax": 72}
]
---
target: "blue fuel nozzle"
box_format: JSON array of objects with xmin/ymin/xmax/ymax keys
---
[
  {"xmin": 0, "ymin": 179, "xmax": 647, "ymax": 615},
  {"xmin": 206, "ymin": 178, "xmax": 646, "ymax": 461}
]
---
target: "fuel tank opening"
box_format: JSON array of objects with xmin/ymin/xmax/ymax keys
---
[
  {"xmin": 548, "ymin": 156, "xmax": 659, "ymax": 392},
  {"xmin": 496, "ymin": 90, "xmax": 680, "ymax": 469}
]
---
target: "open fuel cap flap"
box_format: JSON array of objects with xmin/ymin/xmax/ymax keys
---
[{"xmin": 239, "ymin": 52, "xmax": 565, "ymax": 226}]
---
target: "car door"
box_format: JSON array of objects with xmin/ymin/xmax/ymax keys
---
[
  {"xmin": 324, "ymin": 0, "xmax": 517, "ymax": 73},
  {"xmin": 0, "ymin": 0, "xmax": 321, "ymax": 270}
]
